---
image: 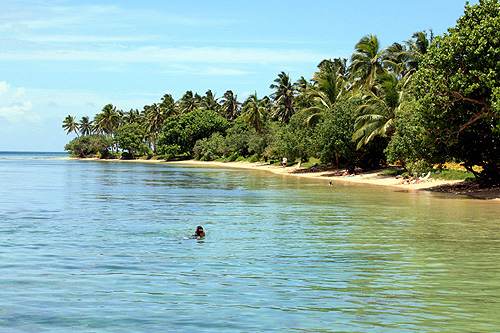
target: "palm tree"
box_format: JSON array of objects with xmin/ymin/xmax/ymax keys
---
[
  {"xmin": 95, "ymin": 104, "xmax": 119, "ymax": 136},
  {"xmin": 349, "ymin": 35, "xmax": 389, "ymax": 94},
  {"xmin": 300, "ymin": 59, "xmax": 347, "ymax": 127},
  {"xmin": 270, "ymin": 71, "xmax": 297, "ymax": 124},
  {"xmin": 94, "ymin": 104, "xmax": 120, "ymax": 152},
  {"xmin": 63, "ymin": 115, "xmax": 80, "ymax": 136},
  {"xmin": 352, "ymin": 72, "xmax": 406, "ymax": 149},
  {"xmin": 201, "ymin": 90, "xmax": 220, "ymax": 112},
  {"xmin": 382, "ymin": 30, "xmax": 434, "ymax": 80},
  {"xmin": 79, "ymin": 116, "xmax": 92, "ymax": 136},
  {"xmin": 404, "ymin": 30, "xmax": 433, "ymax": 72},
  {"xmin": 123, "ymin": 109, "xmax": 141, "ymax": 125},
  {"xmin": 220, "ymin": 90, "xmax": 241, "ymax": 120},
  {"xmin": 177, "ymin": 91, "xmax": 200, "ymax": 114},
  {"xmin": 241, "ymin": 92, "xmax": 267, "ymax": 132},
  {"xmin": 145, "ymin": 103, "xmax": 169, "ymax": 153},
  {"xmin": 294, "ymin": 76, "xmax": 314, "ymax": 110},
  {"xmin": 63, "ymin": 115, "xmax": 85, "ymax": 157},
  {"xmin": 159, "ymin": 94, "xmax": 176, "ymax": 118}
]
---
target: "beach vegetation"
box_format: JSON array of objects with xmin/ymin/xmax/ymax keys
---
[
  {"xmin": 64, "ymin": 134, "xmax": 113, "ymax": 158},
  {"xmin": 115, "ymin": 123, "xmax": 151, "ymax": 159},
  {"xmin": 157, "ymin": 109, "xmax": 230, "ymax": 157},
  {"xmin": 411, "ymin": 0, "xmax": 500, "ymax": 185},
  {"xmin": 62, "ymin": 0, "xmax": 500, "ymax": 184}
]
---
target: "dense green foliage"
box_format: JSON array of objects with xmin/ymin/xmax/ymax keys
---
[
  {"xmin": 412, "ymin": 0, "xmax": 500, "ymax": 184},
  {"xmin": 62, "ymin": 1, "xmax": 500, "ymax": 183},
  {"xmin": 64, "ymin": 134, "xmax": 113, "ymax": 158},
  {"xmin": 115, "ymin": 123, "xmax": 151, "ymax": 159},
  {"xmin": 157, "ymin": 109, "xmax": 229, "ymax": 157}
]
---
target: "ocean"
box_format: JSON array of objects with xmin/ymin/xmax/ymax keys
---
[{"xmin": 1, "ymin": 152, "xmax": 499, "ymax": 331}]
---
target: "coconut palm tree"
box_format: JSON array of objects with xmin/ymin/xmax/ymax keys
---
[
  {"xmin": 123, "ymin": 109, "xmax": 141, "ymax": 125},
  {"xmin": 294, "ymin": 76, "xmax": 314, "ymax": 110},
  {"xmin": 349, "ymin": 35, "xmax": 390, "ymax": 94},
  {"xmin": 145, "ymin": 103, "xmax": 169, "ymax": 153},
  {"xmin": 270, "ymin": 71, "xmax": 297, "ymax": 124},
  {"xmin": 95, "ymin": 104, "xmax": 119, "ymax": 136},
  {"xmin": 404, "ymin": 30, "xmax": 433, "ymax": 72},
  {"xmin": 352, "ymin": 72, "xmax": 407, "ymax": 149},
  {"xmin": 63, "ymin": 115, "xmax": 80, "ymax": 136},
  {"xmin": 63, "ymin": 115, "xmax": 85, "ymax": 157},
  {"xmin": 383, "ymin": 30, "xmax": 434, "ymax": 79},
  {"xmin": 300, "ymin": 59, "xmax": 348, "ymax": 127},
  {"xmin": 79, "ymin": 116, "xmax": 92, "ymax": 136},
  {"xmin": 241, "ymin": 92, "xmax": 267, "ymax": 132},
  {"xmin": 94, "ymin": 104, "xmax": 120, "ymax": 152},
  {"xmin": 201, "ymin": 90, "xmax": 220, "ymax": 112},
  {"xmin": 177, "ymin": 91, "xmax": 199, "ymax": 114},
  {"xmin": 220, "ymin": 90, "xmax": 241, "ymax": 120}
]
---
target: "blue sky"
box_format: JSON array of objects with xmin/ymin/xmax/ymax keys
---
[{"xmin": 0, "ymin": 0, "xmax": 478, "ymax": 151}]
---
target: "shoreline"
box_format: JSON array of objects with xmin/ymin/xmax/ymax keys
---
[{"xmin": 61, "ymin": 157, "xmax": 500, "ymax": 201}]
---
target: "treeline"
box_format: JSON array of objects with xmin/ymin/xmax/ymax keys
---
[{"xmin": 64, "ymin": 1, "xmax": 500, "ymax": 184}]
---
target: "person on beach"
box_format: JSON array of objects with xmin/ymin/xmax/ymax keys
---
[
  {"xmin": 282, "ymin": 157, "xmax": 287, "ymax": 168},
  {"xmin": 192, "ymin": 226, "xmax": 205, "ymax": 239}
]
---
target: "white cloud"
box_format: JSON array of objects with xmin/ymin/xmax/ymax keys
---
[
  {"xmin": 0, "ymin": 101, "xmax": 33, "ymax": 122},
  {"xmin": 0, "ymin": 81, "xmax": 25, "ymax": 102},
  {"xmin": 0, "ymin": 81, "xmax": 36, "ymax": 122},
  {"xmin": 0, "ymin": 81, "xmax": 41, "ymax": 123},
  {"xmin": 0, "ymin": 45, "xmax": 326, "ymax": 65},
  {"xmin": 0, "ymin": 3, "xmax": 237, "ymax": 34}
]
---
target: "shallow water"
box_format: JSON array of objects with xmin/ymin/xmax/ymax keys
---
[{"xmin": 0, "ymin": 155, "xmax": 499, "ymax": 331}]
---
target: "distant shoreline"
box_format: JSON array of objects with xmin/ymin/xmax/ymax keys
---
[{"xmin": 60, "ymin": 157, "xmax": 500, "ymax": 201}]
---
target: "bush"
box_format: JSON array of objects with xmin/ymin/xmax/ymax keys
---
[
  {"xmin": 248, "ymin": 154, "xmax": 259, "ymax": 163},
  {"xmin": 193, "ymin": 132, "xmax": 225, "ymax": 161},
  {"xmin": 405, "ymin": 159, "xmax": 433, "ymax": 176},
  {"xmin": 115, "ymin": 123, "xmax": 150, "ymax": 159},
  {"xmin": 228, "ymin": 152, "xmax": 240, "ymax": 161},
  {"xmin": 64, "ymin": 134, "xmax": 112, "ymax": 158},
  {"xmin": 158, "ymin": 109, "xmax": 230, "ymax": 157}
]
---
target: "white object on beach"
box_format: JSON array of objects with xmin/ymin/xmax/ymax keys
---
[{"xmin": 420, "ymin": 171, "xmax": 431, "ymax": 180}]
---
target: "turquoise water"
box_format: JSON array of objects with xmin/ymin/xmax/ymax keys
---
[{"xmin": 1, "ymin": 154, "xmax": 499, "ymax": 332}]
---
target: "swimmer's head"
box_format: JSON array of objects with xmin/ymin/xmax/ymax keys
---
[{"xmin": 195, "ymin": 226, "xmax": 205, "ymax": 237}]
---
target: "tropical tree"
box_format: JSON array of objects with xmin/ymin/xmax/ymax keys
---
[
  {"xmin": 412, "ymin": 0, "xmax": 500, "ymax": 184},
  {"xmin": 123, "ymin": 109, "xmax": 141, "ymax": 125},
  {"xmin": 383, "ymin": 30, "xmax": 433, "ymax": 78},
  {"xmin": 94, "ymin": 104, "xmax": 119, "ymax": 136},
  {"xmin": 177, "ymin": 91, "xmax": 199, "ymax": 114},
  {"xmin": 201, "ymin": 90, "xmax": 220, "ymax": 112},
  {"xmin": 220, "ymin": 90, "xmax": 241, "ymax": 120},
  {"xmin": 145, "ymin": 103, "xmax": 169, "ymax": 153},
  {"xmin": 349, "ymin": 35, "xmax": 389, "ymax": 93},
  {"xmin": 62, "ymin": 115, "xmax": 84, "ymax": 157},
  {"xmin": 158, "ymin": 109, "xmax": 230, "ymax": 156},
  {"xmin": 79, "ymin": 116, "xmax": 92, "ymax": 136},
  {"xmin": 404, "ymin": 30, "xmax": 433, "ymax": 72},
  {"xmin": 301, "ymin": 58, "xmax": 348, "ymax": 127},
  {"xmin": 294, "ymin": 76, "xmax": 314, "ymax": 110},
  {"xmin": 159, "ymin": 94, "xmax": 176, "ymax": 117},
  {"xmin": 63, "ymin": 115, "xmax": 80, "ymax": 137},
  {"xmin": 241, "ymin": 93, "xmax": 267, "ymax": 132},
  {"xmin": 115, "ymin": 123, "xmax": 150, "ymax": 159},
  {"xmin": 270, "ymin": 71, "xmax": 297, "ymax": 124},
  {"xmin": 64, "ymin": 134, "xmax": 112, "ymax": 158},
  {"xmin": 352, "ymin": 72, "xmax": 406, "ymax": 149}
]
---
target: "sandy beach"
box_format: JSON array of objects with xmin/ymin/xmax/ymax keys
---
[
  {"xmin": 63, "ymin": 157, "xmax": 500, "ymax": 200},
  {"xmin": 166, "ymin": 160, "xmax": 457, "ymax": 189}
]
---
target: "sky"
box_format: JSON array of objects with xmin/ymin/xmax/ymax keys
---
[{"xmin": 0, "ymin": 0, "xmax": 479, "ymax": 152}]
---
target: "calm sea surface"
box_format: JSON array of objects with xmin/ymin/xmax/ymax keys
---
[{"xmin": 1, "ymin": 152, "xmax": 499, "ymax": 332}]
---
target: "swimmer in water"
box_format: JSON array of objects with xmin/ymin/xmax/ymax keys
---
[{"xmin": 192, "ymin": 226, "xmax": 205, "ymax": 239}]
